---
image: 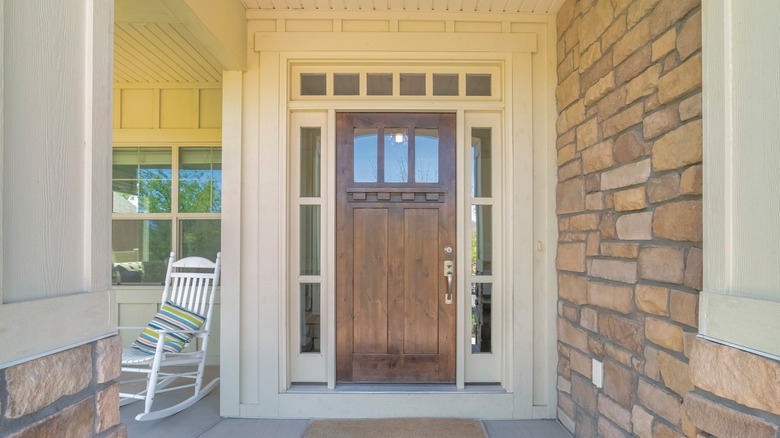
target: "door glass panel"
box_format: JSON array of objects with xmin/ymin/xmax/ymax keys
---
[
  {"xmin": 466, "ymin": 74, "xmax": 492, "ymax": 96},
  {"xmin": 433, "ymin": 73, "xmax": 459, "ymax": 96},
  {"xmin": 300, "ymin": 127, "xmax": 321, "ymax": 197},
  {"xmin": 471, "ymin": 205, "xmax": 493, "ymax": 275},
  {"xmin": 384, "ymin": 128, "xmax": 409, "ymax": 183},
  {"xmin": 179, "ymin": 219, "xmax": 221, "ymax": 261},
  {"xmin": 300, "ymin": 205, "xmax": 321, "ymax": 275},
  {"xmin": 300, "ymin": 73, "xmax": 326, "ymax": 96},
  {"xmin": 112, "ymin": 147, "xmax": 172, "ymax": 213},
  {"xmin": 400, "ymin": 73, "xmax": 426, "ymax": 96},
  {"xmin": 354, "ymin": 128, "xmax": 378, "ymax": 183},
  {"xmin": 112, "ymin": 219, "xmax": 172, "ymax": 284},
  {"xmin": 415, "ymin": 128, "xmax": 439, "ymax": 183},
  {"xmin": 179, "ymin": 147, "xmax": 222, "ymax": 213},
  {"xmin": 334, "ymin": 73, "xmax": 359, "ymax": 96},
  {"xmin": 367, "ymin": 73, "xmax": 393, "ymax": 96},
  {"xmin": 471, "ymin": 128, "xmax": 492, "ymax": 198},
  {"xmin": 301, "ymin": 283, "xmax": 321, "ymax": 353},
  {"xmin": 471, "ymin": 282, "xmax": 492, "ymax": 353}
]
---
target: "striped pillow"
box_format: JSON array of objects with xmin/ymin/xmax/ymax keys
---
[{"xmin": 132, "ymin": 301, "xmax": 206, "ymax": 354}]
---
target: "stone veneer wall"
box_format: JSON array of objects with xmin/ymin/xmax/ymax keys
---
[
  {"xmin": 554, "ymin": 0, "xmax": 780, "ymax": 437},
  {"xmin": 0, "ymin": 336, "xmax": 126, "ymax": 438}
]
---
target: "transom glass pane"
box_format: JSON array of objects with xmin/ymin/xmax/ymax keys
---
[
  {"xmin": 466, "ymin": 74, "xmax": 491, "ymax": 96},
  {"xmin": 415, "ymin": 128, "xmax": 439, "ymax": 183},
  {"xmin": 471, "ymin": 205, "xmax": 493, "ymax": 275},
  {"xmin": 179, "ymin": 219, "xmax": 221, "ymax": 261},
  {"xmin": 471, "ymin": 128, "xmax": 492, "ymax": 197},
  {"xmin": 367, "ymin": 73, "xmax": 393, "ymax": 96},
  {"xmin": 400, "ymin": 73, "xmax": 426, "ymax": 96},
  {"xmin": 179, "ymin": 147, "xmax": 222, "ymax": 213},
  {"xmin": 354, "ymin": 128, "xmax": 378, "ymax": 183},
  {"xmin": 300, "ymin": 283, "xmax": 321, "ymax": 353},
  {"xmin": 471, "ymin": 282, "xmax": 492, "ymax": 353},
  {"xmin": 112, "ymin": 147, "xmax": 172, "ymax": 213},
  {"xmin": 300, "ymin": 205, "xmax": 321, "ymax": 276},
  {"xmin": 433, "ymin": 73, "xmax": 459, "ymax": 96},
  {"xmin": 334, "ymin": 73, "xmax": 359, "ymax": 96},
  {"xmin": 301, "ymin": 73, "xmax": 326, "ymax": 96},
  {"xmin": 112, "ymin": 219, "xmax": 172, "ymax": 284},
  {"xmin": 384, "ymin": 128, "xmax": 409, "ymax": 183},
  {"xmin": 300, "ymin": 128, "xmax": 321, "ymax": 197}
]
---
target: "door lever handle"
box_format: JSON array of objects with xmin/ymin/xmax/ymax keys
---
[{"xmin": 444, "ymin": 261, "xmax": 454, "ymax": 304}]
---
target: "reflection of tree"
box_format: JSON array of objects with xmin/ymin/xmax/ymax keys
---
[
  {"xmin": 181, "ymin": 220, "xmax": 221, "ymax": 260},
  {"xmin": 179, "ymin": 178, "xmax": 221, "ymax": 213},
  {"xmin": 136, "ymin": 169, "xmax": 172, "ymax": 213}
]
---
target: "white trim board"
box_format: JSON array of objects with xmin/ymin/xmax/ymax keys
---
[{"xmin": 699, "ymin": 291, "xmax": 780, "ymax": 358}]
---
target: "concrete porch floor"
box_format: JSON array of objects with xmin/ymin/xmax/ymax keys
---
[{"xmin": 120, "ymin": 367, "xmax": 571, "ymax": 438}]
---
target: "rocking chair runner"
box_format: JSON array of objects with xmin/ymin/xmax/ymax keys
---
[{"xmin": 119, "ymin": 251, "xmax": 221, "ymax": 421}]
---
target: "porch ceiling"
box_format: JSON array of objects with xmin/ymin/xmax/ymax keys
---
[{"xmin": 241, "ymin": 0, "xmax": 564, "ymax": 13}]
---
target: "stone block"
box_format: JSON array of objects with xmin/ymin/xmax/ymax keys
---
[
  {"xmin": 557, "ymin": 100, "xmax": 586, "ymax": 134},
  {"xmin": 581, "ymin": 307, "xmax": 599, "ymax": 332},
  {"xmin": 588, "ymin": 281, "xmax": 633, "ymax": 314},
  {"xmin": 582, "ymin": 140, "xmax": 615, "ymax": 173},
  {"xmin": 614, "ymin": 18, "xmax": 651, "ymax": 66},
  {"xmin": 558, "ymin": 127, "xmax": 577, "ymax": 149},
  {"xmin": 578, "ymin": 0, "xmax": 615, "ymax": 49},
  {"xmin": 602, "ymin": 16, "xmax": 627, "ymax": 52},
  {"xmin": 558, "ymin": 375, "xmax": 572, "ymax": 394},
  {"xmin": 559, "ymin": 272, "xmax": 588, "ymax": 305},
  {"xmin": 658, "ymin": 350, "xmax": 693, "ymax": 397},
  {"xmin": 683, "ymin": 392, "xmax": 779, "ymax": 438},
  {"xmin": 558, "ymin": 54, "xmax": 576, "ymax": 84},
  {"xmin": 683, "ymin": 247, "xmax": 703, "ymax": 290},
  {"xmin": 638, "ymin": 378, "xmax": 681, "ymax": 425},
  {"xmin": 577, "ymin": 117, "xmax": 600, "ymax": 150},
  {"xmin": 600, "ymin": 211, "xmax": 618, "ymax": 239},
  {"xmin": 669, "ymin": 290, "xmax": 698, "ymax": 328},
  {"xmin": 679, "ymin": 93, "xmax": 701, "ymax": 121},
  {"xmin": 558, "ymin": 317, "xmax": 591, "ymax": 352},
  {"xmin": 585, "ymin": 72, "xmax": 616, "ymax": 107},
  {"xmin": 648, "ymin": 0, "xmax": 699, "ymax": 38},
  {"xmin": 658, "ymin": 53, "xmax": 702, "ymax": 104},
  {"xmin": 598, "ymin": 86, "xmax": 629, "ymax": 120},
  {"xmin": 557, "ymin": 242, "xmax": 587, "ymax": 272},
  {"xmin": 648, "ymin": 172, "xmax": 680, "ymax": 203},
  {"xmin": 653, "ymin": 200, "xmax": 702, "ymax": 242},
  {"xmin": 559, "ymin": 409, "xmax": 576, "ymax": 434},
  {"xmin": 104, "ymin": 424, "xmax": 129, "ymax": 438},
  {"xmin": 601, "ymin": 313, "xmax": 643, "ymax": 352},
  {"xmin": 563, "ymin": 302, "xmax": 579, "ymax": 321},
  {"xmin": 564, "ymin": 20, "xmax": 580, "ymax": 52},
  {"xmin": 559, "ymin": 393, "xmax": 576, "ymax": 418},
  {"xmin": 680, "ymin": 165, "xmax": 702, "ymax": 195},
  {"xmin": 7, "ymin": 397, "xmax": 94, "ymax": 438},
  {"xmin": 557, "ymin": 177, "xmax": 586, "ymax": 214},
  {"xmin": 590, "ymin": 259, "xmax": 638, "ymax": 284},
  {"xmin": 604, "ymin": 360, "xmax": 634, "ymax": 407},
  {"xmin": 627, "ymin": 0, "xmax": 661, "ymax": 27},
  {"xmin": 636, "ymin": 284, "xmax": 668, "ymax": 316},
  {"xmin": 603, "ymin": 102, "xmax": 644, "ymax": 138},
  {"xmin": 601, "ymin": 158, "xmax": 651, "ymax": 190},
  {"xmin": 653, "ymin": 120, "xmax": 702, "ymax": 172},
  {"xmin": 586, "ymin": 232, "xmax": 600, "ymax": 256},
  {"xmin": 586, "ymin": 192, "xmax": 605, "ymax": 210},
  {"xmin": 96, "ymin": 383, "xmax": 121, "ymax": 433},
  {"xmin": 645, "ymin": 317, "xmax": 684, "ymax": 352},
  {"xmin": 563, "ymin": 213, "xmax": 601, "ymax": 231},
  {"xmin": 614, "ymin": 187, "xmax": 646, "ymax": 211},
  {"xmin": 557, "ymin": 70, "xmax": 582, "ymax": 112},
  {"xmin": 5, "ymin": 344, "xmax": 93, "ymax": 419},
  {"xmin": 644, "ymin": 345, "xmax": 661, "ymax": 380},
  {"xmin": 653, "ymin": 28, "xmax": 676, "ymax": 61},
  {"xmin": 585, "ymin": 173, "xmax": 601, "ymax": 192},
  {"xmin": 576, "ymin": 410, "xmax": 597, "ymax": 437},
  {"xmin": 638, "ymin": 246, "xmax": 685, "ymax": 284},
  {"xmin": 613, "ymin": 130, "xmax": 644, "ymax": 164},
  {"xmin": 599, "ymin": 394, "xmax": 633, "ymax": 432},
  {"xmin": 557, "ymin": 143, "xmax": 577, "ymax": 166},
  {"xmin": 653, "ymin": 422, "xmax": 685, "ymax": 438},
  {"xmin": 558, "ymin": 159, "xmax": 583, "ymax": 182},
  {"xmin": 616, "ymin": 45, "xmax": 652, "ymax": 85},
  {"xmin": 96, "ymin": 335, "xmax": 123, "ymax": 384},
  {"xmin": 600, "ymin": 242, "xmax": 639, "ymax": 259},
  {"xmin": 632, "ymin": 404, "xmax": 654, "ymax": 438},
  {"xmin": 643, "ymin": 104, "xmax": 679, "ymax": 139},
  {"xmin": 572, "ymin": 374, "xmax": 599, "ymax": 415},
  {"xmin": 598, "ymin": 416, "xmax": 630, "ymax": 438},
  {"xmin": 676, "ymin": 10, "xmax": 701, "ymax": 60},
  {"xmin": 605, "ymin": 342, "xmax": 635, "ymax": 368},
  {"xmin": 689, "ymin": 337, "xmax": 780, "ymax": 416},
  {"xmin": 580, "ymin": 42, "xmax": 602, "ymax": 73},
  {"xmin": 615, "ymin": 211, "xmax": 653, "ymax": 241},
  {"xmin": 582, "ymin": 49, "xmax": 615, "ymax": 92},
  {"xmin": 571, "ymin": 350, "xmax": 593, "ymax": 378},
  {"xmin": 626, "ymin": 64, "xmax": 661, "ymax": 104},
  {"xmin": 557, "ymin": 0, "xmax": 576, "ymax": 32}
]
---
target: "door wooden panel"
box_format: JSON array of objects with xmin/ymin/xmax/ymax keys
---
[{"xmin": 336, "ymin": 113, "xmax": 456, "ymax": 383}]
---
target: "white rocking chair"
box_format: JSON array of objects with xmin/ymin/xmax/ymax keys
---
[{"xmin": 118, "ymin": 251, "xmax": 221, "ymax": 421}]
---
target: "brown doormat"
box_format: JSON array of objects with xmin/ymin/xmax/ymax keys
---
[{"xmin": 304, "ymin": 418, "xmax": 487, "ymax": 438}]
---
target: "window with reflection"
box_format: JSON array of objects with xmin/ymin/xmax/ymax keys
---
[
  {"xmin": 384, "ymin": 128, "xmax": 409, "ymax": 183},
  {"xmin": 354, "ymin": 128, "xmax": 378, "ymax": 183},
  {"xmin": 471, "ymin": 205, "xmax": 493, "ymax": 275},
  {"xmin": 415, "ymin": 128, "xmax": 439, "ymax": 183},
  {"xmin": 300, "ymin": 128, "xmax": 321, "ymax": 197},
  {"xmin": 301, "ymin": 284, "xmax": 321, "ymax": 353},
  {"xmin": 471, "ymin": 283, "xmax": 492, "ymax": 353},
  {"xmin": 471, "ymin": 128, "xmax": 492, "ymax": 197}
]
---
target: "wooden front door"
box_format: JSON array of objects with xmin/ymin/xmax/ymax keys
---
[{"xmin": 336, "ymin": 113, "xmax": 456, "ymax": 383}]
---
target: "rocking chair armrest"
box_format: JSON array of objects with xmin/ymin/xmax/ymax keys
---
[
  {"xmin": 117, "ymin": 326, "xmax": 148, "ymax": 331},
  {"xmin": 152, "ymin": 328, "xmax": 208, "ymax": 335}
]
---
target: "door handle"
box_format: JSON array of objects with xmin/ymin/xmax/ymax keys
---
[{"xmin": 444, "ymin": 261, "xmax": 454, "ymax": 304}]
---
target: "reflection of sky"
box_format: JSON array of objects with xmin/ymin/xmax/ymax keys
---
[
  {"xmin": 384, "ymin": 131, "xmax": 408, "ymax": 183},
  {"xmin": 354, "ymin": 132, "xmax": 377, "ymax": 183},
  {"xmin": 416, "ymin": 132, "xmax": 438, "ymax": 183}
]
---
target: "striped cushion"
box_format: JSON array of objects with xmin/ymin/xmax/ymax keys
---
[{"xmin": 131, "ymin": 301, "xmax": 206, "ymax": 354}]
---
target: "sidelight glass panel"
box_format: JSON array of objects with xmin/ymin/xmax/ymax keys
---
[
  {"xmin": 400, "ymin": 73, "xmax": 426, "ymax": 96},
  {"xmin": 300, "ymin": 74, "xmax": 326, "ymax": 95},
  {"xmin": 367, "ymin": 73, "xmax": 393, "ymax": 96},
  {"xmin": 179, "ymin": 147, "xmax": 222, "ymax": 213},
  {"xmin": 112, "ymin": 147, "xmax": 172, "ymax": 213},
  {"xmin": 300, "ymin": 128, "xmax": 321, "ymax": 197},
  {"xmin": 384, "ymin": 128, "xmax": 409, "ymax": 183},
  {"xmin": 471, "ymin": 283, "xmax": 492, "ymax": 353},
  {"xmin": 471, "ymin": 205, "xmax": 493, "ymax": 275},
  {"xmin": 471, "ymin": 128, "xmax": 492, "ymax": 198},
  {"xmin": 466, "ymin": 74, "xmax": 492, "ymax": 96},
  {"xmin": 300, "ymin": 283, "xmax": 321, "ymax": 353},
  {"xmin": 433, "ymin": 73, "xmax": 459, "ymax": 96},
  {"xmin": 354, "ymin": 128, "xmax": 378, "ymax": 183},
  {"xmin": 179, "ymin": 219, "xmax": 221, "ymax": 261},
  {"xmin": 111, "ymin": 219, "xmax": 172, "ymax": 284},
  {"xmin": 415, "ymin": 128, "xmax": 439, "ymax": 183},
  {"xmin": 334, "ymin": 73, "xmax": 359, "ymax": 96},
  {"xmin": 300, "ymin": 205, "xmax": 321, "ymax": 276}
]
